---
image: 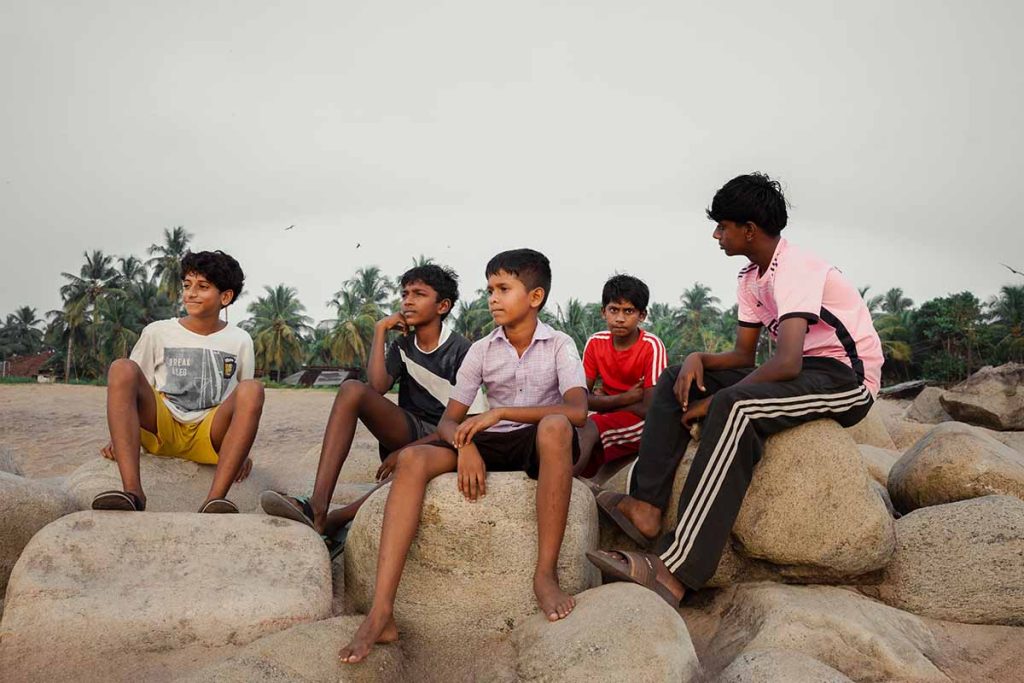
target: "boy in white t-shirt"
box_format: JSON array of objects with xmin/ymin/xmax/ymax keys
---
[{"xmin": 92, "ymin": 250, "xmax": 263, "ymax": 513}]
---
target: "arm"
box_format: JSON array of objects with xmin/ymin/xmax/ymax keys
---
[
  {"xmin": 451, "ymin": 387, "xmax": 588, "ymax": 448},
  {"xmin": 366, "ymin": 313, "xmax": 406, "ymax": 394},
  {"xmin": 587, "ymin": 383, "xmax": 644, "ymax": 413}
]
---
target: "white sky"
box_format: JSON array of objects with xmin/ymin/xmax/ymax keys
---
[{"xmin": 2, "ymin": 0, "xmax": 1022, "ymax": 324}]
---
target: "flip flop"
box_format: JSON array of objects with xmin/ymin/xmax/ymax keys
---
[
  {"xmin": 324, "ymin": 521, "xmax": 353, "ymax": 560},
  {"xmin": 582, "ymin": 480, "xmax": 653, "ymax": 549},
  {"xmin": 259, "ymin": 491, "xmax": 315, "ymax": 527},
  {"xmin": 586, "ymin": 549, "xmax": 683, "ymax": 608},
  {"xmin": 199, "ymin": 498, "xmax": 239, "ymax": 513},
  {"xmin": 91, "ymin": 490, "xmax": 145, "ymax": 511}
]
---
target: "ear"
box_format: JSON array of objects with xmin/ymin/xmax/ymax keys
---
[
  {"xmin": 437, "ymin": 298, "xmax": 452, "ymax": 316},
  {"xmin": 220, "ymin": 290, "xmax": 235, "ymax": 308},
  {"xmin": 743, "ymin": 221, "xmax": 759, "ymax": 240},
  {"xmin": 528, "ymin": 287, "xmax": 546, "ymax": 309},
  {"xmin": 638, "ymin": 310, "xmax": 647, "ymax": 322}
]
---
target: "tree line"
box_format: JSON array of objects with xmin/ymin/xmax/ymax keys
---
[{"xmin": 1, "ymin": 227, "xmax": 1022, "ymax": 385}]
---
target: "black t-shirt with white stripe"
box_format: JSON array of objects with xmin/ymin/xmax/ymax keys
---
[{"xmin": 384, "ymin": 326, "xmax": 474, "ymax": 426}]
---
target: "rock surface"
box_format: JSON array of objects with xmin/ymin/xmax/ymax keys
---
[
  {"xmin": 907, "ymin": 387, "xmax": 953, "ymax": 424},
  {"xmin": 875, "ymin": 496, "xmax": 1024, "ymax": 625},
  {"xmin": 686, "ymin": 582, "xmax": 948, "ymax": 682},
  {"xmin": 716, "ymin": 650, "xmax": 853, "ymax": 682},
  {"xmin": 512, "ymin": 583, "xmax": 700, "ymax": 682},
  {"xmin": 175, "ymin": 615, "xmax": 405, "ymax": 682},
  {"xmin": 858, "ymin": 444, "xmax": 901, "ymax": 486},
  {"xmin": 0, "ymin": 512, "xmax": 333, "ymax": 682},
  {"xmin": 939, "ymin": 363, "xmax": 1024, "ymax": 430},
  {"xmin": 0, "ymin": 471, "xmax": 77, "ymax": 594},
  {"xmin": 888, "ymin": 422, "xmax": 1024, "ymax": 512},
  {"xmin": 844, "ymin": 403, "xmax": 897, "ymax": 449},
  {"xmin": 0, "ymin": 446, "xmax": 23, "ymax": 475},
  {"xmin": 344, "ymin": 473, "xmax": 598, "ymax": 680}
]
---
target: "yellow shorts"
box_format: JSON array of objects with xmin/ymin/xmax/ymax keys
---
[{"xmin": 140, "ymin": 389, "xmax": 220, "ymax": 465}]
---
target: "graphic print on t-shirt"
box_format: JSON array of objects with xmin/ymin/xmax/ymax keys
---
[{"xmin": 162, "ymin": 347, "xmax": 238, "ymax": 414}]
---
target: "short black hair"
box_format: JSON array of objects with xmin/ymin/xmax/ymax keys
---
[
  {"xmin": 601, "ymin": 274, "xmax": 650, "ymax": 312},
  {"xmin": 181, "ymin": 250, "xmax": 245, "ymax": 306},
  {"xmin": 485, "ymin": 248, "xmax": 552, "ymax": 308},
  {"xmin": 399, "ymin": 264, "xmax": 460, "ymax": 320},
  {"xmin": 706, "ymin": 173, "xmax": 789, "ymax": 236}
]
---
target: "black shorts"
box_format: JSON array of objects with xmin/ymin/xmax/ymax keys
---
[
  {"xmin": 430, "ymin": 424, "xmax": 581, "ymax": 479},
  {"xmin": 378, "ymin": 409, "xmax": 438, "ymax": 460}
]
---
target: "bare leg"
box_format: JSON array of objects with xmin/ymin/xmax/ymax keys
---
[
  {"xmin": 308, "ymin": 380, "xmax": 414, "ymax": 534},
  {"xmin": 323, "ymin": 476, "xmax": 391, "ymax": 536},
  {"xmin": 205, "ymin": 379, "xmax": 265, "ymax": 504},
  {"xmin": 616, "ymin": 496, "xmax": 663, "ymax": 539},
  {"xmin": 339, "ymin": 445, "xmax": 457, "ymax": 664},
  {"xmin": 592, "ymin": 454, "xmax": 637, "ymax": 486},
  {"xmin": 533, "ymin": 415, "xmax": 576, "ymax": 621},
  {"xmin": 572, "ymin": 419, "xmax": 602, "ymax": 478},
  {"xmin": 105, "ymin": 359, "xmax": 159, "ymax": 507}
]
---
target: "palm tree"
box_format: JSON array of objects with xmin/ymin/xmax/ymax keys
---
[
  {"xmin": 858, "ymin": 285, "xmax": 884, "ymax": 319},
  {"xmin": 679, "ymin": 282, "xmax": 722, "ymax": 353},
  {"xmin": 553, "ymin": 298, "xmax": 604, "ymax": 353},
  {"xmin": 147, "ymin": 226, "xmax": 193, "ymax": 304},
  {"xmin": 129, "ymin": 278, "xmax": 176, "ymax": 326},
  {"xmin": 2, "ymin": 306, "xmax": 45, "ymax": 355},
  {"xmin": 94, "ymin": 295, "xmax": 141, "ymax": 362},
  {"xmin": 116, "ymin": 255, "xmax": 148, "ymax": 287},
  {"xmin": 881, "ymin": 287, "xmax": 914, "ymax": 316},
  {"xmin": 452, "ymin": 289, "xmax": 493, "ymax": 341},
  {"xmin": 989, "ymin": 284, "xmax": 1024, "ymax": 361},
  {"xmin": 342, "ymin": 266, "xmax": 394, "ymax": 314},
  {"xmin": 410, "ymin": 254, "xmax": 436, "ymax": 268},
  {"xmin": 59, "ymin": 250, "xmax": 121, "ymax": 380},
  {"xmin": 244, "ymin": 285, "xmax": 312, "ymax": 379},
  {"xmin": 325, "ymin": 289, "xmax": 377, "ymax": 366}
]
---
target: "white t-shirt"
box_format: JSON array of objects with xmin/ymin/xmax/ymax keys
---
[{"xmin": 130, "ymin": 319, "xmax": 255, "ymax": 423}]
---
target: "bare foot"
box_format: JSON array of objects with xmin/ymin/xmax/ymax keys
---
[
  {"xmin": 339, "ymin": 611, "xmax": 399, "ymax": 664},
  {"xmin": 234, "ymin": 458, "xmax": 253, "ymax": 482},
  {"xmin": 617, "ymin": 496, "xmax": 662, "ymax": 539},
  {"xmin": 534, "ymin": 573, "xmax": 575, "ymax": 622}
]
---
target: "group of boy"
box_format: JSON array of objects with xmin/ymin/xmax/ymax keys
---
[{"xmin": 93, "ymin": 173, "xmax": 883, "ymax": 664}]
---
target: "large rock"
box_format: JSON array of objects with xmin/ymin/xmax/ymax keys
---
[
  {"xmin": 512, "ymin": 583, "xmax": 700, "ymax": 682},
  {"xmin": 175, "ymin": 615, "xmax": 404, "ymax": 682},
  {"xmin": 844, "ymin": 402, "xmax": 897, "ymax": 449},
  {"xmin": 907, "ymin": 387, "xmax": 953, "ymax": 424},
  {"xmin": 688, "ymin": 583, "xmax": 948, "ymax": 682},
  {"xmin": 0, "ymin": 512, "xmax": 332, "ymax": 682},
  {"xmin": 603, "ymin": 420, "xmax": 895, "ymax": 583},
  {"xmin": 858, "ymin": 444, "xmax": 901, "ymax": 486},
  {"xmin": 345, "ymin": 473, "xmax": 598, "ymax": 680},
  {"xmin": 716, "ymin": 650, "xmax": 853, "ymax": 683},
  {"xmin": 887, "ymin": 418, "xmax": 933, "ymax": 451},
  {"xmin": 939, "ymin": 363, "xmax": 1024, "ymax": 430},
  {"xmin": 875, "ymin": 496, "xmax": 1024, "ymax": 625},
  {"xmin": 0, "ymin": 446, "xmax": 23, "ymax": 475},
  {"xmin": 887, "ymin": 422, "xmax": 1024, "ymax": 512},
  {"xmin": 0, "ymin": 471, "xmax": 77, "ymax": 594}
]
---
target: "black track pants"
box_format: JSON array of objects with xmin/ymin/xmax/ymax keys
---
[{"xmin": 627, "ymin": 357, "xmax": 873, "ymax": 590}]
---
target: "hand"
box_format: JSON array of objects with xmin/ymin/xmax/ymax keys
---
[
  {"xmin": 377, "ymin": 311, "xmax": 409, "ymax": 335},
  {"xmin": 376, "ymin": 450, "xmax": 400, "ymax": 480},
  {"xmin": 682, "ymin": 397, "xmax": 711, "ymax": 429},
  {"xmin": 456, "ymin": 443, "xmax": 487, "ymax": 501},
  {"xmin": 453, "ymin": 410, "xmax": 502, "ymax": 448},
  {"xmin": 235, "ymin": 457, "xmax": 253, "ymax": 482},
  {"xmin": 622, "ymin": 382, "xmax": 644, "ymax": 404},
  {"xmin": 674, "ymin": 353, "xmax": 706, "ymax": 411},
  {"xmin": 100, "ymin": 441, "xmax": 115, "ymax": 460},
  {"xmin": 593, "ymin": 386, "xmax": 606, "ymax": 396}
]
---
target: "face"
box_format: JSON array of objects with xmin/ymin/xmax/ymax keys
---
[
  {"xmin": 487, "ymin": 270, "xmax": 542, "ymax": 326},
  {"xmin": 602, "ymin": 299, "xmax": 646, "ymax": 339},
  {"xmin": 182, "ymin": 272, "xmax": 232, "ymax": 316},
  {"xmin": 400, "ymin": 280, "xmax": 449, "ymax": 326},
  {"xmin": 712, "ymin": 220, "xmax": 752, "ymax": 256}
]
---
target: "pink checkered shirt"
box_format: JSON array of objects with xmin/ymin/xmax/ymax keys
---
[{"xmin": 450, "ymin": 321, "xmax": 587, "ymax": 432}]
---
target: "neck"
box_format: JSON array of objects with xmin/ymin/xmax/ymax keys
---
[
  {"xmin": 414, "ymin": 319, "xmax": 443, "ymax": 352},
  {"xmin": 612, "ymin": 327, "xmax": 641, "ymax": 350},
  {"xmin": 503, "ymin": 315, "xmax": 539, "ymax": 353},
  {"xmin": 181, "ymin": 312, "xmax": 225, "ymax": 335},
  {"xmin": 748, "ymin": 235, "xmax": 782, "ymax": 275}
]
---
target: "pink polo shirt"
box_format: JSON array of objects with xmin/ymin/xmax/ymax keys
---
[{"xmin": 736, "ymin": 238, "xmax": 883, "ymax": 397}]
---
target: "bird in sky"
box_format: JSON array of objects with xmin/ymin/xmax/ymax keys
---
[
  {"xmin": 284, "ymin": 225, "xmax": 295, "ymax": 231},
  {"xmin": 356, "ymin": 243, "xmax": 361, "ymax": 248},
  {"xmin": 1002, "ymin": 263, "xmax": 1024, "ymax": 277}
]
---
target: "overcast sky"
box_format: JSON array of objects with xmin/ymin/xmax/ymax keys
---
[{"xmin": 2, "ymin": 0, "xmax": 1022, "ymax": 324}]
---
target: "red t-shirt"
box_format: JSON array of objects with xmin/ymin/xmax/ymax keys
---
[{"xmin": 583, "ymin": 329, "xmax": 668, "ymax": 395}]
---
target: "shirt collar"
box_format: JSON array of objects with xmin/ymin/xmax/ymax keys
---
[
  {"xmin": 489, "ymin": 319, "xmax": 554, "ymax": 344},
  {"xmin": 756, "ymin": 238, "xmax": 788, "ymax": 282},
  {"xmin": 413, "ymin": 322, "xmax": 452, "ymax": 355}
]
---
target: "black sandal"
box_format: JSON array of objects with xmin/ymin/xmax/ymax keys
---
[
  {"xmin": 91, "ymin": 490, "xmax": 145, "ymax": 511},
  {"xmin": 259, "ymin": 491, "xmax": 315, "ymax": 527},
  {"xmin": 325, "ymin": 521, "xmax": 353, "ymax": 560}
]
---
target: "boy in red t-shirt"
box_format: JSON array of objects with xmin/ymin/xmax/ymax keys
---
[{"xmin": 574, "ymin": 275, "xmax": 667, "ymax": 481}]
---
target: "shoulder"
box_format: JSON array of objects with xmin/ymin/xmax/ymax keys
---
[
  {"xmin": 445, "ymin": 331, "xmax": 473, "ymax": 352},
  {"xmin": 548, "ymin": 330, "xmax": 581, "ymax": 357},
  {"xmin": 779, "ymin": 241, "xmax": 832, "ymax": 275},
  {"xmin": 737, "ymin": 262, "xmax": 758, "ymax": 280},
  {"xmin": 583, "ymin": 331, "xmax": 611, "ymax": 352},
  {"xmin": 639, "ymin": 330, "xmax": 666, "ymax": 351},
  {"xmin": 138, "ymin": 319, "xmax": 175, "ymax": 339},
  {"xmin": 225, "ymin": 324, "xmax": 254, "ymax": 345}
]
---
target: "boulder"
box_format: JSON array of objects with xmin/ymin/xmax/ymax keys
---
[
  {"xmin": 906, "ymin": 387, "xmax": 952, "ymax": 424},
  {"xmin": 512, "ymin": 583, "xmax": 700, "ymax": 682},
  {"xmin": 689, "ymin": 583, "xmax": 948, "ymax": 682},
  {"xmin": 875, "ymin": 496, "xmax": 1024, "ymax": 625},
  {"xmin": 844, "ymin": 403, "xmax": 897, "ymax": 449},
  {"xmin": 0, "ymin": 446, "xmax": 23, "ymax": 475},
  {"xmin": 887, "ymin": 422, "xmax": 1024, "ymax": 512},
  {"xmin": 175, "ymin": 615, "xmax": 405, "ymax": 682},
  {"xmin": 344, "ymin": 473, "xmax": 598, "ymax": 680},
  {"xmin": 0, "ymin": 471, "xmax": 77, "ymax": 594},
  {"xmin": 602, "ymin": 421, "xmax": 895, "ymax": 583},
  {"xmin": 939, "ymin": 363, "xmax": 1024, "ymax": 430},
  {"xmin": 0, "ymin": 512, "xmax": 332, "ymax": 682},
  {"xmin": 858, "ymin": 444, "xmax": 901, "ymax": 486},
  {"xmin": 887, "ymin": 419, "xmax": 933, "ymax": 451},
  {"xmin": 716, "ymin": 650, "xmax": 853, "ymax": 683}
]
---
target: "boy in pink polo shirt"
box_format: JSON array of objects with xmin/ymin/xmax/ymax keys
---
[{"xmin": 588, "ymin": 173, "xmax": 882, "ymax": 606}]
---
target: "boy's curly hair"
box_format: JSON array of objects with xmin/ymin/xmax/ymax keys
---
[
  {"xmin": 181, "ymin": 250, "xmax": 245, "ymax": 306},
  {"xmin": 706, "ymin": 173, "xmax": 789, "ymax": 236},
  {"xmin": 399, "ymin": 264, "xmax": 460, "ymax": 320}
]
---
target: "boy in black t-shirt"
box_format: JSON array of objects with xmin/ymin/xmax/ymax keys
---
[{"xmin": 261, "ymin": 264, "xmax": 482, "ymax": 554}]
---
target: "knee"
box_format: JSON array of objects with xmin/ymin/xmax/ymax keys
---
[
  {"xmin": 335, "ymin": 379, "xmax": 369, "ymax": 404},
  {"xmin": 394, "ymin": 446, "xmax": 429, "ymax": 476},
  {"xmin": 107, "ymin": 358, "xmax": 141, "ymax": 386},
  {"xmin": 537, "ymin": 414, "xmax": 573, "ymax": 443},
  {"xmin": 235, "ymin": 379, "xmax": 265, "ymax": 408}
]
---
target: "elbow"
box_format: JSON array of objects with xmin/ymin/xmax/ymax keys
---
[
  {"xmin": 569, "ymin": 407, "xmax": 588, "ymax": 428},
  {"xmin": 781, "ymin": 355, "xmax": 803, "ymax": 380}
]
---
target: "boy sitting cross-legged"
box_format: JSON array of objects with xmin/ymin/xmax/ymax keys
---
[
  {"xmin": 93, "ymin": 250, "xmax": 263, "ymax": 513},
  {"xmin": 574, "ymin": 274, "xmax": 667, "ymax": 482},
  {"xmin": 261, "ymin": 264, "xmax": 484, "ymax": 555},
  {"xmin": 339, "ymin": 248, "xmax": 588, "ymax": 664}
]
